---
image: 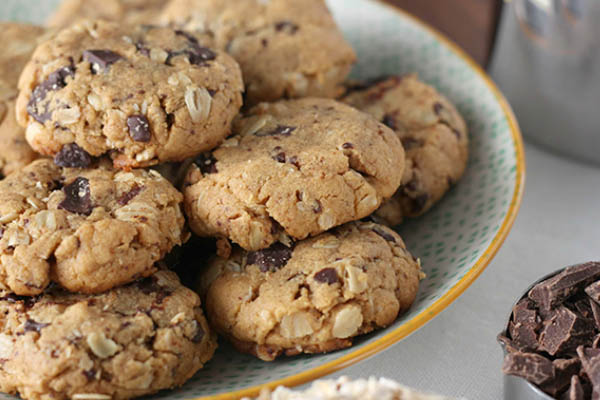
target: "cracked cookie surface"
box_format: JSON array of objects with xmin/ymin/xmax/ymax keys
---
[
  {"xmin": 0, "ymin": 159, "xmax": 185, "ymax": 295},
  {"xmin": 341, "ymin": 75, "xmax": 469, "ymax": 225},
  {"xmin": 183, "ymin": 98, "xmax": 404, "ymax": 251},
  {"xmin": 0, "ymin": 269, "xmax": 216, "ymax": 400},
  {"xmin": 16, "ymin": 20, "xmax": 243, "ymax": 169},
  {"xmin": 0, "ymin": 23, "xmax": 51, "ymax": 177},
  {"xmin": 48, "ymin": 0, "xmax": 167, "ymax": 29},
  {"xmin": 198, "ymin": 221, "xmax": 422, "ymax": 361},
  {"xmin": 161, "ymin": 0, "xmax": 356, "ymax": 105}
]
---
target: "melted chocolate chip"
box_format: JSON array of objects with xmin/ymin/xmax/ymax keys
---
[
  {"xmin": 166, "ymin": 113, "xmax": 175, "ymax": 130},
  {"xmin": 117, "ymin": 185, "xmax": 143, "ymax": 206},
  {"xmin": 82, "ymin": 49, "xmax": 123, "ymax": 73},
  {"xmin": 58, "ymin": 177, "xmax": 92, "ymax": 216},
  {"xmin": 342, "ymin": 142, "xmax": 354, "ymax": 149},
  {"xmin": 256, "ymin": 125, "xmax": 296, "ymax": 137},
  {"xmin": 381, "ymin": 114, "xmax": 397, "ymax": 130},
  {"xmin": 54, "ymin": 143, "xmax": 92, "ymax": 168},
  {"xmin": 247, "ymin": 242, "xmax": 293, "ymax": 272},
  {"xmin": 192, "ymin": 324, "xmax": 205, "ymax": 343},
  {"xmin": 314, "ymin": 268, "xmax": 339, "ymax": 285},
  {"xmin": 273, "ymin": 152, "xmax": 286, "ymax": 163},
  {"xmin": 372, "ymin": 226, "xmax": 396, "ymax": 242},
  {"xmin": 187, "ymin": 46, "xmax": 217, "ymax": 66},
  {"xmin": 27, "ymin": 65, "xmax": 75, "ymax": 123},
  {"xmin": 127, "ymin": 115, "xmax": 151, "ymax": 142},
  {"xmin": 194, "ymin": 153, "xmax": 218, "ymax": 174},
  {"xmin": 24, "ymin": 319, "xmax": 49, "ymax": 333},
  {"xmin": 275, "ymin": 21, "xmax": 299, "ymax": 34}
]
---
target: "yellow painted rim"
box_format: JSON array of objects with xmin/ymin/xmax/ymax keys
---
[{"xmin": 193, "ymin": 2, "xmax": 526, "ymax": 399}]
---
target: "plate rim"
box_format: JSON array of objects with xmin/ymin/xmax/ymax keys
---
[{"xmin": 193, "ymin": 2, "xmax": 526, "ymax": 399}]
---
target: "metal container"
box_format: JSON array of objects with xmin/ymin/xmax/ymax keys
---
[
  {"xmin": 489, "ymin": 0, "xmax": 600, "ymax": 165},
  {"xmin": 498, "ymin": 267, "xmax": 566, "ymax": 400}
]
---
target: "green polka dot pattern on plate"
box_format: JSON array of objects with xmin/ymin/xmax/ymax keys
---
[{"xmin": 0, "ymin": 0, "xmax": 522, "ymax": 398}]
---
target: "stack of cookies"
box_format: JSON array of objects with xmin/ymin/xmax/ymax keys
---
[{"xmin": 0, "ymin": 0, "xmax": 469, "ymax": 399}]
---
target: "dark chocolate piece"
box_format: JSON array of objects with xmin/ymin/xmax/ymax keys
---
[
  {"xmin": 117, "ymin": 185, "xmax": 143, "ymax": 206},
  {"xmin": 372, "ymin": 226, "xmax": 396, "ymax": 243},
  {"xmin": 590, "ymin": 299, "xmax": 600, "ymax": 330},
  {"xmin": 509, "ymin": 321, "xmax": 539, "ymax": 351},
  {"xmin": 246, "ymin": 242, "xmax": 293, "ymax": 272},
  {"xmin": 502, "ymin": 352, "xmax": 555, "ymax": 385},
  {"xmin": 586, "ymin": 281, "xmax": 600, "ymax": 304},
  {"xmin": 576, "ymin": 346, "xmax": 600, "ymax": 398},
  {"xmin": 127, "ymin": 115, "xmax": 151, "ymax": 142},
  {"xmin": 82, "ymin": 49, "xmax": 123, "ymax": 73},
  {"xmin": 512, "ymin": 299, "xmax": 541, "ymax": 328},
  {"xmin": 528, "ymin": 262, "xmax": 600, "ymax": 311},
  {"xmin": 538, "ymin": 306, "xmax": 595, "ymax": 356},
  {"xmin": 314, "ymin": 268, "xmax": 339, "ymax": 285},
  {"xmin": 58, "ymin": 177, "xmax": 93, "ymax": 216},
  {"xmin": 194, "ymin": 153, "xmax": 218, "ymax": 174},
  {"xmin": 560, "ymin": 375, "xmax": 586, "ymax": 400},
  {"xmin": 27, "ymin": 65, "xmax": 75, "ymax": 123},
  {"xmin": 541, "ymin": 358, "xmax": 582, "ymax": 396},
  {"xmin": 54, "ymin": 143, "xmax": 92, "ymax": 168}
]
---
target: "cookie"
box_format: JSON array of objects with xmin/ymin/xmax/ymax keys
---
[
  {"xmin": 199, "ymin": 221, "xmax": 422, "ymax": 361},
  {"xmin": 161, "ymin": 0, "xmax": 356, "ymax": 105},
  {"xmin": 341, "ymin": 75, "xmax": 469, "ymax": 225},
  {"xmin": 248, "ymin": 376, "xmax": 457, "ymax": 400},
  {"xmin": 183, "ymin": 98, "xmax": 405, "ymax": 251},
  {"xmin": 47, "ymin": 0, "xmax": 166, "ymax": 29},
  {"xmin": 0, "ymin": 269, "xmax": 216, "ymax": 400},
  {"xmin": 16, "ymin": 20, "xmax": 244, "ymax": 169},
  {"xmin": 0, "ymin": 158, "xmax": 185, "ymax": 295},
  {"xmin": 0, "ymin": 23, "xmax": 52, "ymax": 177}
]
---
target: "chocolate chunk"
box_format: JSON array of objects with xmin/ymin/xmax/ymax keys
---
[
  {"xmin": 54, "ymin": 143, "xmax": 92, "ymax": 168},
  {"xmin": 314, "ymin": 268, "xmax": 339, "ymax": 285},
  {"xmin": 513, "ymin": 299, "xmax": 541, "ymax": 328},
  {"xmin": 58, "ymin": 177, "xmax": 92, "ymax": 216},
  {"xmin": 433, "ymin": 102, "xmax": 444, "ymax": 115},
  {"xmin": 586, "ymin": 281, "xmax": 600, "ymax": 304},
  {"xmin": 502, "ymin": 351, "xmax": 555, "ymax": 385},
  {"xmin": 187, "ymin": 45, "xmax": 217, "ymax": 66},
  {"xmin": 372, "ymin": 226, "xmax": 396, "ymax": 242},
  {"xmin": 591, "ymin": 300, "xmax": 600, "ymax": 330},
  {"xmin": 571, "ymin": 297, "xmax": 594, "ymax": 319},
  {"xmin": 272, "ymin": 152, "xmax": 286, "ymax": 163},
  {"xmin": 381, "ymin": 114, "xmax": 397, "ymax": 130},
  {"xmin": 256, "ymin": 125, "xmax": 296, "ymax": 137},
  {"xmin": 117, "ymin": 185, "xmax": 143, "ymax": 206},
  {"xmin": 127, "ymin": 115, "xmax": 151, "ymax": 142},
  {"xmin": 539, "ymin": 306, "xmax": 595, "ymax": 356},
  {"xmin": 509, "ymin": 321, "xmax": 539, "ymax": 351},
  {"xmin": 194, "ymin": 153, "xmax": 218, "ymax": 174},
  {"xmin": 529, "ymin": 262, "xmax": 600, "ymax": 311},
  {"xmin": 27, "ymin": 65, "xmax": 75, "ymax": 123},
  {"xmin": 192, "ymin": 323, "xmax": 205, "ymax": 343},
  {"xmin": 275, "ymin": 21, "xmax": 299, "ymax": 34},
  {"xmin": 83, "ymin": 368, "xmax": 97, "ymax": 381},
  {"xmin": 246, "ymin": 242, "xmax": 293, "ymax": 272},
  {"xmin": 498, "ymin": 333, "xmax": 520, "ymax": 354},
  {"xmin": 541, "ymin": 358, "xmax": 582, "ymax": 396},
  {"xmin": 82, "ymin": 49, "xmax": 122, "ymax": 73},
  {"xmin": 560, "ymin": 375, "xmax": 586, "ymax": 400},
  {"xmin": 577, "ymin": 346, "xmax": 600, "ymax": 397},
  {"xmin": 24, "ymin": 319, "xmax": 49, "ymax": 333},
  {"xmin": 342, "ymin": 142, "xmax": 354, "ymax": 149},
  {"xmin": 411, "ymin": 194, "xmax": 429, "ymax": 213},
  {"xmin": 135, "ymin": 276, "xmax": 161, "ymax": 295}
]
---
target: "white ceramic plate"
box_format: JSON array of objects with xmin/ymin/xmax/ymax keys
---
[{"xmin": 0, "ymin": 1, "xmax": 525, "ymax": 399}]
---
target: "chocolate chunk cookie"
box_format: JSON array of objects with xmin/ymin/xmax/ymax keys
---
[
  {"xmin": 0, "ymin": 23, "xmax": 53, "ymax": 177},
  {"xmin": 183, "ymin": 98, "xmax": 404, "ymax": 251},
  {"xmin": 161, "ymin": 0, "xmax": 356, "ymax": 105},
  {"xmin": 16, "ymin": 20, "xmax": 243, "ymax": 169},
  {"xmin": 341, "ymin": 75, "xmax": 469, "ymax": 225},
  {"xmin": 199, "ymin": 221, "xmax": 422, "ymax": 361},
  {"xmin": 0, "ymin": 159, "xmax": 185, "ymax": 295},
  {"xmin": 0, "ymin": 270, "xmax": 216, "ymax": 400},
  {"xmin": 48, "ymin": 0, "xmax": 167, "ymax": 28}
]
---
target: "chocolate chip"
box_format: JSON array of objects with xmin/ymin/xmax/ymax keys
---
[
  {"xmin": 342, "ymin": 142, "xmax": 354, "ymax": 149},
  {"xmin": 313, "ymin": 200, "xmax": 322, "ymax": 214},
  {"xmin": 24, "ymin": 319, "xmax": 49, "ymax": 333},
  {"xmin": 256, "ymin": 125, "xmax": 296, "ymax": 137},
  {"xmin": 54, "ymin": 143, "xmax": 92, "ymax": 168},
  {"xmin": 27, "ymin": 65, "xmax": 75, "ymax": 123},
  {"xmin": 82, "ymin": 49, "xmax": 122, "ymax": 73},
  {"xmin": 314, "ymin": 268, "xmax": 339, "ymax": 285},
  {"xmin": 381, "ymin": 114, "xmax": 397, "ymax": 130},
  {"xmin": 287, "ymin": 155, "xmax": 300, "ymax": 168},
  {"xmin": 529, "ymin": 262, "xmax": 600, "ymax": 312},
  {"xmin": 275, "ymin": 21, "xmax": 299, "ymax": 34},
  {"xmin": 0, "ymin": 294, "xmax": 38, "ymax": 309},
  {"xmin": 127, "ymin": 115, "xmax": 151, "ymax": 142},
  {"xmin": 194, "ymin": 153, "xmax": 218, "ymax": 174},
  {"xmin": 192, "ymin": 323, "xmax": 205, "ymax": 343},
  {"xmin": 411, "ymin": 194, "xmax": 429, "ymax": 213},
  {"xmin": 166, "ymin": 113, "xmax": 175, "ymax": 130},
  {"xmin": 117, "ymin": 185, "xmax": 143, "ymax": 206},
  {"xmin": 538, "ymin": 306, "xmax": 595, "ymax": 356},
  {"xmin": 83, "ymin": 368, "xmax": 97, "ymax": 381},
  {"xmin": 246, "ymin": 242, "xmax": 293, "ymax": 272},
  {"xmin": 502, "ymin": 351, "xmax": 555, "ymax": 385},
  {"xmin": 187, "ymin": 46, "xmax": 217, "ymax": 66},
  {"xmin": 433, "ymin": 102, "xmax": 444, "ymax": 115},
  {"xmin": 58, "ymin": 177, "xmax": 92, "ymax": 216},
  {"xmin": 372, "ymin": 226, "xmax": 397, "ymax": 242},
  {"xmin": 272, "ymin": 152, "xmax": 286, "ymax": 163}
]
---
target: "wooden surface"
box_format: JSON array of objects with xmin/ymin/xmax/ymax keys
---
[{"xmin": 384, "ymin": 0, "xmax": 503, "ymax": 66}]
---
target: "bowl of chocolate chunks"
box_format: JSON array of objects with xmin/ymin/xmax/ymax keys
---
[{"xmin": 499, "ymin": 262, "xmax": 600, "ymax": 400}]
